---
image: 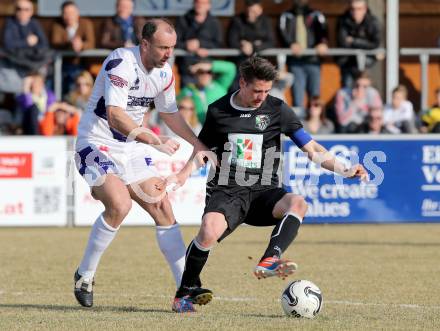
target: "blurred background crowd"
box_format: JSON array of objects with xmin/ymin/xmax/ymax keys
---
[{"xmin": 0, "ymin": 0, "xmax": 439, "ymax": 137}]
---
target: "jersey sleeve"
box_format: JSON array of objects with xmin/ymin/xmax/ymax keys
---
[
  {"xmin": 280, "ymin": 102, "xmax": 303, "ymax": 134},
  {"xmin": 104, "ymin": 50, "xmax": 131, "ymax": 109},
  {"xmin": 154, "ymin": 65, "xmax": 178, "ymax": 113},
  {"xmin": 198, "ymin": 108, "xmax": 216, "ymax": 148}
]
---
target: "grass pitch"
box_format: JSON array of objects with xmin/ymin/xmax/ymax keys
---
[{"xmin": 0, "ymin": 224, "xmax": 439, "ymax": 330}]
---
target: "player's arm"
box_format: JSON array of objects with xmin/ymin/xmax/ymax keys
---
[
  {"xmin": 280, "ymin": 102, "xmax": 367, "ymax": 181},
  {"xmin": 106, "ymin": 106, "xmax": 154, "ymax": 144},
  {"xmin": 290, "ymin": 128, "xmax": 368, "ymax": 181},
  {"xmin": 155, "ymin": 69, "xmax": 208, "ymax": 154}
]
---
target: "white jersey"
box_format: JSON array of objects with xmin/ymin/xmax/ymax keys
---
[{"xmin": 77, "ymin": 46, "xmax": 177, "ymax": 145}]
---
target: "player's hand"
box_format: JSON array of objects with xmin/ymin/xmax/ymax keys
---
[
  {"xmin": 343, "ymin": 164, "xmax": 369, "ymax": 182},
  {"xmin": 193, "ymin": 150, "xmax": 217, "ymax": 170},
  {"xmin": 151, "ymin": 138, "xmax": 180, "ymax": 156},
  {"xmin": 165, "ymin": 170, "xmax": 190, "ymax": 192}
]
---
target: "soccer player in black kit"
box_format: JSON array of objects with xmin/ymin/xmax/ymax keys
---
[{"xmin": 171, "ymin": 56, "xmax": 368, "ymax": 312}]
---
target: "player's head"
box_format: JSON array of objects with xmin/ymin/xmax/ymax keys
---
[
  {"xmin": 238, "ymin": 56, "xmax": 277, "ymax": 108},
  {"xmin": 140, "ymin": 18, "xmax": 176, "ymax": 70}
]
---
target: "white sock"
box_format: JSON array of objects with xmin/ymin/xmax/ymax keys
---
[
  {"xmin": 156, "ymin": 223, "xmax": 186, "ymax": 288},
  {"xmin": 78, "ymin": 214, "xmax": 118, "ymax": 279}
]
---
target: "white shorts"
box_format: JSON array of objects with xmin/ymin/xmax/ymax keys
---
[{"xmin": 75, "ymin": 139, "xmax": 160, "ymax": 186}]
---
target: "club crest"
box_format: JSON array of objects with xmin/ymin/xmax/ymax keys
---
[{"xmin": 255, "ymin": 115, "xmax": 270, "ymax": 130}]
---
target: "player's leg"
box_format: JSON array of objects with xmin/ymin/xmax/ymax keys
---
[
  {"xmin": 74, "ymin": 174, "xmax": 132, "ymax": 307},
  {"xmin": 255, "ymin": 193, "xmax": 307, "ymax": 279},
  {"xmin": 172, "ymin": 211, "xmax": 227, "ymax": 312},
  {"xmin": 128, "ymin": 178, "xmax": 186, "ymax": 289}
]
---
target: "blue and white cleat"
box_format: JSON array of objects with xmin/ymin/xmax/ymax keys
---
[
  {"xmin": 172, "ymin": 296, "xmax": 196, "ymax": 313},
  {"xmin": 254, "ymin": 257, "xmax": 298, "ymax": 279}
]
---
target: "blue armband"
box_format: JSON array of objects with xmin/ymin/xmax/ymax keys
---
[{"xmin": 289, "ymin": 128, "xmax": 313, "ymax": 148}]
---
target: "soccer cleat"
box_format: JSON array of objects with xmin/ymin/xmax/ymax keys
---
[
  {"xmin": 172, "ymin": 296, "xmax": 196, "ymax": 313},
  {"xmin": 73, "ymin": 270, "xmax": 94, "ymax": 307},
  {"xmin": 188, "ymin": 287, "xmax": 213, "ymax": 305},
  {"xmin": 175, "ymin": 286, "xmax": 213, "ymax": 306},
  {"xmin": 254, "ymin": 257, "xmax": 298, "ymax": 279}
]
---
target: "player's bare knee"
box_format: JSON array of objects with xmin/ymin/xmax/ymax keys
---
[
  {"xmin": 198, "ymin": 218, "xmax": 221, "ymax": 247},
  {"xmin": 106, "ymin": 198, "xmax": 132, "ymax": 223},
  {"xmin": 287, "ymin": 195, "xmax": 308, "ymax": 218}
]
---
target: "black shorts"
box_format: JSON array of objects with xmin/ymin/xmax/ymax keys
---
[{"xmin": 204, "ymin": 185, "xmax": 287, "ymax": 241}]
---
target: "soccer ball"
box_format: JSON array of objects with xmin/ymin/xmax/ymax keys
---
[{"xmin": 281, "ymin": 280, "xmax": 323, "ymax": 318}]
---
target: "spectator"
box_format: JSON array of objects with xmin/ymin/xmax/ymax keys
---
[
  {"xmin": 15, "ymin": 73, "xmax": 57, "ymax": 135},
  {"xmin": 228, "ymin": 0, "xmax": 274, "ymax": 57},
  {"xmin": 51, "ymin": 1, "xmax": 95, "ymax": 95},
  {"xmin": 360, "ymin": 106, "xmax": 390, "ymax": 134},
  {"xmin": 175, "ymin": 0, "xmax": 223, "ymax": 86},
  {"xmin": 179, "ymin": 59, "xmax": 236, "ymax": 124},
  {"xmin": 39, "ymin": 102, "xmax": 81, "ymax": 136},
  {"xmin": 101, "ymin": 0, "xmax": 146, "ymax": 49},
  {"xmin": 269, "ymin": 69, "xmax": 294, "ymax": 103},
  {"xmin": 420, "ymin": 88, "xmax": 440, "ymax": 133},
  {"xmin": 279, "ymin": 0, "xmax": 328, "ymax": 110},
  {"xmin": 2, "ymin": 0, "xmax": 51, "ymax": 76},
  {"xmin": 383, "ymin": 85, "xmax": 416, "ymax": 134},
  {"xmin": 178, "ymin": 96, "xmax": 202, "ymax": 135},
  {"xmin": 51, "ymin": 1, "xmax": 95, "ymax": 53},
  {"xmin": 65, "ymin": 70, "xmax": 94, "ymax": 113},
  {"xmin": 302, "ymin": 96, "xmax": 334, "ymax": 134},
  {"xmin": 336, "ymin": 0, "xmax": 381, "ymax": 88},
  {"xmin": 334, "ymin": 72, "xmax": 382, "ymax": 133}
]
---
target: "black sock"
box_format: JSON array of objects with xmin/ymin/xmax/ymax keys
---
[
  {"xmin": 177, "ymin": 239, "xmax": 210, "ymax": 296},
  {"xmin": 261, "ymin": 214, "xmax": 302, "ymax": 260}
]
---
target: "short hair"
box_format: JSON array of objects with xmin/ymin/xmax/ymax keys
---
[
  {"xmin": 392, "ymin": 85, "xmax": 408, "ymax": 97},
  {"xmin": 355, "ymin": 71, "xmax": 370, "ymax": 81},
  {"xmin": 61, "ymin": 1, "xmax": 77, "ymax": 11},
  {"xmin": 141, "ymin": 18, "xmax": 175, "ymax": 41},
  {"xmin": 245, "ymin": 0, "xmax": 261, "ymax": 6},
  {"xmin": 239, "ymin": 56, "xmax": 277, "ymax": 83}
]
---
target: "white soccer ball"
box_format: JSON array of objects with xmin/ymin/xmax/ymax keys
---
[{"xmin": 281, "ymin": 280, "xmax": 323, "ymax": 318}]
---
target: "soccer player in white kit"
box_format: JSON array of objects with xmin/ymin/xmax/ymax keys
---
[{"xmin": 73, "ymin": 19, "xmax": 207, "ymax": 307}]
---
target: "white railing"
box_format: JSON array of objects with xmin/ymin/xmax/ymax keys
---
[{"xmin": 53, "ymin": 47, "xmax": 386, "ymax": 99}]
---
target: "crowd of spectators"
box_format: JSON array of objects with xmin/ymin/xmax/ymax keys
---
[{"xmin": 0, "ymin": 0, "xmax": 438, "ymax": 137}]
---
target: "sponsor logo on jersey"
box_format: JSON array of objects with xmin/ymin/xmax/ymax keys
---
[
  {"xmin": 237, "ymin": 138, "xmax": 253, "ymax": 160},
  {"xmin": 127, "ymin": 96, "xmax": 154, "ymax": 107},
  {"xmin": 228, "ymin": 133, "xmax": 263, "ymax": 169},
  {"xmin": 160, "ymin": 71, "xmax": 167, "ymax": 78},
  {"xmin": 255, "ymin": 115, "xmax": 270, "ymax": 130},
  {"xmin": 108, "ymin": 74, "xmax": 128, "ymax": 88},
  {"xmin": 240, "ymin": 113, "xmax": 251, "ymax": 118},
  {"xmin": 105, "ymin": 58, "xmax": 123, "ymax": 71},
  {"xmin": 130, "ymin": 77, "xmax": 140, "ymax": 91}
]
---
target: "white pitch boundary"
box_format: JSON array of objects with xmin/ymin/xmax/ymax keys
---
[{"xmin": 1, "ymin": 291, "xmax": 440, "ymax": 310}]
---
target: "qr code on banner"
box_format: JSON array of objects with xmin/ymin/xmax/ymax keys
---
[{"xmin": 34, "ymin": 186, "xmax": 61, "ymax": 214}]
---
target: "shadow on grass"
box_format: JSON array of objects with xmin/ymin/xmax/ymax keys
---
[
  {"xmin": 0, "ymin": 303, "xmax": 172, "ymax": 314},
  {"xmin": 228, "ymin": 240, "xmax": 440, "ymax": 247}
]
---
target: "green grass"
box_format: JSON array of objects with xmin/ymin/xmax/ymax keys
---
[{"xmin": 0, "ymin": 224, "xmax": 439, "ymax": 330}]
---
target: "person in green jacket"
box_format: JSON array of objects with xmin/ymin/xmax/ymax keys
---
[{"xmin": 179, "ymin": 59, "xmax": 236, "ymax": 124}]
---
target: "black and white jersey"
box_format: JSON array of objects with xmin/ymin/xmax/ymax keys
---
[{"xmin": 199, "ymin": 91, "xmax": 303, "ymax": 187}]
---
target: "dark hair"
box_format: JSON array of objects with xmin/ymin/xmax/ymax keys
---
[
  {"xmin": 239, "ymin": 56, "xmax": 277, "ymax": 83},
  {"xmin": 61, "ymin": 1, "xmax": 77, "ymax": 11},
  {"xmin": 245, "ymin": 0, "xmax": 261, "ymax": 6},
  {"xmin": 354, "ymin": 71, "xmax": 370, "ymax": 82},
  {"xmin": 141, "ymin": 18, "xmax": 175, "ymax": 41}
]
